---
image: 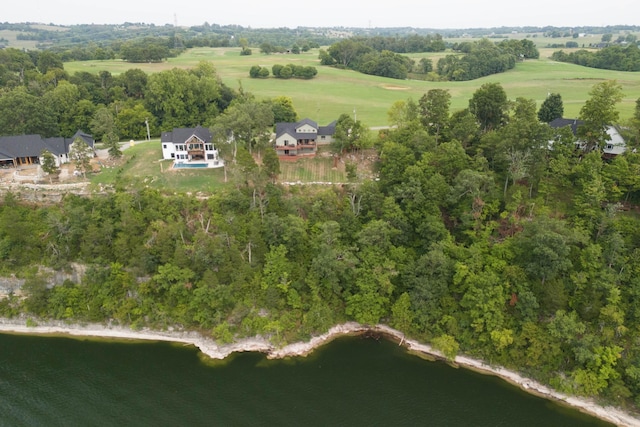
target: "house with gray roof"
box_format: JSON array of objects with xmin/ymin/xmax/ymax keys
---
[
  {"xmin": 161, "ymin": 126, "xmax": 223, "ymax": 168},
  {"xmin": 275, "ymin": 118, "xmax": 336, "ymax": 158},
  {"xmin": 0, "ymin": 130, "xmax": 94, "ymax": 168},
  {"xmin": 548, "ymin": 118, "xmax": 626, "ymax": 158}
]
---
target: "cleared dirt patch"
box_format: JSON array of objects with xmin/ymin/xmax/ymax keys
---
[{"xmin": 382, "ymin": 84, "xmax": 410, "ymax": 90}]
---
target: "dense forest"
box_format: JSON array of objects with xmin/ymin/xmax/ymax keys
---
[
  {"xmin": 0, "ymin": 48, "xmax": 297, "ymax": 141},
  {"xmin": 2, "ymin": 75, "xmax": 640, "ymax": 413}
]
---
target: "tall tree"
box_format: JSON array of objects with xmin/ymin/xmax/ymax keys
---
[
  {"xmin": 144, "ymin": 63, "xmax": 223, "ymax": 129},
  {"xmin": 70, "ymin": 138, "xmax": 93, "ymax": 178},
  {"xmin": 209, "ymin": 99, "xmax": 274, "ymax": 158},
  {"xmin": 40, "ymin": 150, "xmax": 59, "ymax": 183},
  {"xmin": 538, "ymin": 93, "xmax": 564, "ymax": 123},
  {"xmin": 269, "ymin": 96, "xmax": 298, "ymax": 123},
  {"xmin": 331, "ymin": 113, "xmax": 369, "ymax": 155},
  {"xmin": 469, "ymin": 82, "xmax": 509, "ymax": 132},
  {"xmin": 116, "ymin": 103, "xmax": 155, "ymax": 140},
  {"xmin": 105, "ymin": 133, "xmax": 122, "ymax": 158},
  {"xmin": 449, "ymin": 109, "xmax": 480, "ymax": 149},
  {"xmin": 119, "ymin": 68, "xmax": 148, "ymax": 99},
  {"xmin": 327, "ymin": 39, "xmax": 371, "ymax": 68},
  {"xmin": 90, "ymin": 106, "xmax": 117, "ymax": 142},
  {"xmin": 36, "ymin": 51, "xmax": 64, "ymax": 74},
  {"xmin": 261, "ymin": 147, "xmax": 281, "ymax": 183},
  {"xmin": 42, "ymin": 81, "xmax": 81, "ymax": 137},
  {"xmin": 578, "ymin": 80, "xmax": 623, "ymax": 151},
  {"xmin": 387, "ymin": 98, "xmax": 419, "ymax": 131},
  {"xmin": 630, "ymin": 97, "xmax": 640, "ymax": 146},
  {"xmin": 419, "ymin": 88, "xmax": 451, "ymax": 143}
]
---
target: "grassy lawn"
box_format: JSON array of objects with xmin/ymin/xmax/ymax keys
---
[
  {"xmin": 91, "ymin": 140, "xmax": 227, "ymax": 193},
  {"xmin": 64, "ymin": 46, "xmax": 640, "ymax": 127},
  {"xmin": 90, "ymin": 140, "xmax": 370, "ymax": 192}
]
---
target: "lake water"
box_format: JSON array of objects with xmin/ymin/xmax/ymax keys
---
[{"xmin": 0, "ymin": 333, "xmax": 612, "ymax": 426}]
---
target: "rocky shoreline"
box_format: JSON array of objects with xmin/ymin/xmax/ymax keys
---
[{"xmin": 0, "ymin": 318, "xmax": 638, "ymax": 426}]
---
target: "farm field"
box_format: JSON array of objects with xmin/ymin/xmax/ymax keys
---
[{"xmin": 64, "ymin": 46, "xmax": 640, "ymax": 127}]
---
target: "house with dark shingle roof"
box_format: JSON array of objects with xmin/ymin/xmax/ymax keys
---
[
  {"xmin": 274, "ymin": 118, "xmax": 336, "ymax": 158},
  {"xmin": 548, "ymin": 118, "xmax": 626, "ymax": 158},
  {"xmin": 0, "ymin": 130, "xmax": 94, "ymax": 167},
  {"xmin": 161, "ymin": 126, "xmax": 223, "ymax": 168}
]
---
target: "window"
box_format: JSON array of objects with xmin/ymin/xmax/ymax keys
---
[
  {"xmin": 205, "ymin": 144, "xmax": 213, "ymax": 151},
  {"xmin": 163, "ymin": 144, "xmax": 167, "ymax": 149},
  {"xmin": 207, "ymin": 153, "xmax": 214, "ymax": 160},
  {"xmin": 321, "ymin": 136, "xmax": 325, "ymax": 140},
  {"xmin": 171, "ymin": 153, "xmax": 175, "ymax": 158},
  {"xmin": 606, "ymin": 144, "xmax": 613, "ymax": 150}
]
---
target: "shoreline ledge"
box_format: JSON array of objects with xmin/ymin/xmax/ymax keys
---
[{"xmin": 0, "ymin": 318, "xmax": 638, "ymax": 427}]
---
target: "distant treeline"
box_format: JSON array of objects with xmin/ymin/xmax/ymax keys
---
[
  {"xmin": 0, "ymin": 22, "xmax": 341, "ymax": 61},
  {"xmin": 551, "ymin": 44, "xmax": 640, "ymax": 72},
  {"xmin": 437, "ymin": 39, "xmax": 538, "ymax": 81},
  {"xmin": 320, "ymin": 38, "xmax": 538, "ymax": 81},
  {"xmin": 350, "ymin": 34, "xmax": 446, "ymax": 53}
]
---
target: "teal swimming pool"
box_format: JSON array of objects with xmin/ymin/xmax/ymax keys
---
[{"xmin": 173, "ymin": 163, "xmax": 209, "ymax": 169}]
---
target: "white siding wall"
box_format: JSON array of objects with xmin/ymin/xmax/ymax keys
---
[
  {"xmin": 162, "ymin": 143, "xmax": 175, "ymax": 160},
  {"xmin": 296, "ymin": 124, "xmax": 316, "ymax": 134},
  {"xmin": 276, "ymin": 133, "xmax": 296, "ymax": 147}
]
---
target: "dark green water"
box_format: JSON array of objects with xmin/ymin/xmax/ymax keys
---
[{"xmin": 0, "ymin": 333, "xmax": 612, "ymax": 427}]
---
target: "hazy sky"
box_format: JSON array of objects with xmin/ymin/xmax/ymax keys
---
[{"xmin": 5, "ymin": 0, "xmax": 640, "ymax": 29}]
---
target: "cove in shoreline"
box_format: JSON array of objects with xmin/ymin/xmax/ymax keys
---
[{"xmin": 0, "ymin": 318, "xmax": 638, "ymax": 427}]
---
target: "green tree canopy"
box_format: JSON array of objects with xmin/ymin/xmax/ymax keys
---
[
  {"xmin": 578, "ymin": 80, "xmax": 623, "ymax": 150},
  {"xmin": 469, "ymin": 82, "xmax": 509, "ymax": 132},
  {"xmin": 538, "ymin": 93, "xmax": 564, "ymax": 123},
  {"xmin": 0, "ymin": 86, "xmax": 57, "ymax": 136},
  {"xmin": 419, "ymin": 88, "xmax": 451, "ymax": 143}
]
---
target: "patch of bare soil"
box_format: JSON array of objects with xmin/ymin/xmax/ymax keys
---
[{"xmin": 382, "ymin": 84, "xmax": 410, "ymax": 90}]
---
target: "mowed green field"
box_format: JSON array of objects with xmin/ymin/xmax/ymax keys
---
[{"xmin": 64, "ymin": 46, "xmax": 640, "ymax": 127}]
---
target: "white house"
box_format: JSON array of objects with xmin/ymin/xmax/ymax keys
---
[
  {"xmin": 603, "ymin": 126, "xmax": 627, "ymax": 158},
  {"xmin": 161, "ymin": 126, "xmax": 223, "ymax": 168}
]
